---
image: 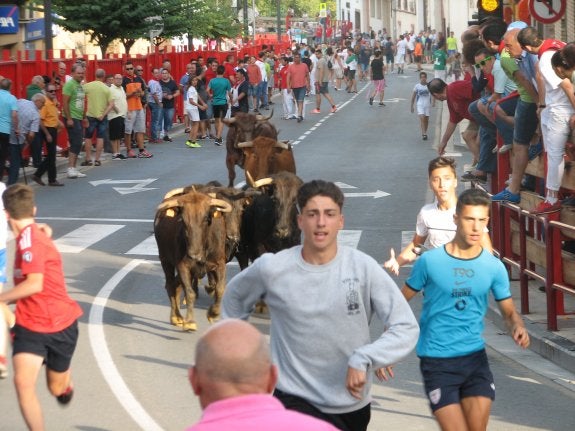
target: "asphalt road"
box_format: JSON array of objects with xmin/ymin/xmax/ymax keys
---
[{"xmin": 1, "ymin": 65, "xmax": 574, "ymax": 430}]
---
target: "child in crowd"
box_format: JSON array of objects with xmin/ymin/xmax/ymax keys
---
[
  {"xmin": 411, "ymin": 71, "xmax": 432, "ymax": 140},
  {"xmin": 185, "ymin": 76, "xmax": 205, "ymax": 148}
]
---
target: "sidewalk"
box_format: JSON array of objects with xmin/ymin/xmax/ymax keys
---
[{"xmin": 436, "ymin": 91, "xmax": 575, "ymax": 376}]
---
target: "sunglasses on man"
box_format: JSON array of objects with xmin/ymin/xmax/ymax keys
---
[{"xmin": 474, "ymin": 56, "xmax": 492, "ymax": 68}]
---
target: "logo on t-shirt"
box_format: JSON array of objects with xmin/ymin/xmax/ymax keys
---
[
  {"xmin": 343, "ymin": 277, "xmax": 360, "ymax": 314},
  {"xmin": 22, "ymin": 251, "xmax": 32, "ymax": 262}
]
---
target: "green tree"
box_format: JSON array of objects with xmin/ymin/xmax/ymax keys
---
[{"xmin": 51, "ymin": 0, "xmax": 158, "ymax": 56}]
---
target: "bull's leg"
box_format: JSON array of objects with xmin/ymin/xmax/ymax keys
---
[
  {"xmin": 226, "ymin": 156, "xmax": 236, "ymax": 187},
  {"xmin": 206, "ymin": 264, "xmax": 226, "ymax": 323},
  {"xmin": 161, "ymin": 262, "xmax": 184, "ymax": 327},
  {"xmin": 204, "ymin": 272, "xmax": 215, "ymax": 296},
  {"xmin": 178, "ymin": 263, "xmax": 198, "ymax": 332}
]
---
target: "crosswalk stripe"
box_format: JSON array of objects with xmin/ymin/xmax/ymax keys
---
[
  {"xmin": 126, "ymin": 235, "xmax": 158, "ymax": 256},
  {"xmin": 55, "ymin": 224, "xmax": 124, "ymax": 253},
  {"xmin": 124, "ymin": 229, "xmax": 363, "ymax": 257}
]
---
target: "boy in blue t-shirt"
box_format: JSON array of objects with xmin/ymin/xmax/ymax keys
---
[
  {"xmin": 403, "ymin": 188, "xmax": 529, "ymax": 431},
  {"xmin": 208, "ymin": 65, "xmax": 231, "ymax": 146}
]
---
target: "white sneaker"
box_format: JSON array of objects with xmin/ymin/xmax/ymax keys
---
[
  {"xmin": 498, "ymin": 144, "xmax": 513, "ymax": 154},
  {"xmin": 75, "ymin": 169, "xmax": 86, "ymax": 178},
  {"xmin": 67, "ymin": 167, "xmax": 78, "ymax": 178}
]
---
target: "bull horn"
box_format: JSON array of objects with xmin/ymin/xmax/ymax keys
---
[
  {"xmin": 163, "ymin": 187, "xmax": 186, "ymax": 200},
  {"xmin": 210, "ymin": 198, "xmax": 232, "ymax": 213},
  {"xmin": 207, "ymin": 192, "xmax": 217, "ymax": 198},
  {"xmin": 252, "ymin": 177, "xmax": 274, "ymax": 188},
  {"xmin": 246, "ymin": 171, "xmax": 255, "ymax": 187},
  {"xmin": 274, "ymin": 141, "xmax": 289, "ymax": 150},
  {"xmin": 157, "ymin": 198, "xmax": 182, "ymax": 212},
  {"xmin": 237, "ymin": 141, "xmax": 253, "ymax": 148},
  {"xmin": 223, "ymin": 117, "xmax": 236, "ymax": 125},
  {"xmin": 255, "ymin": 109, "xmax": 273, "ymax": 121}
]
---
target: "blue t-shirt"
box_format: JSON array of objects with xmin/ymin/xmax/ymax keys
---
[
  {"xmin": 208, "ymin": 77, "xmax": 231, "ymax": 106},
  {"xmin": 406, "ymin": 245, "xmax": 510, "ymax": 358},
  {"xmin": 0, "ymin": 90, "xmax": 18, "ymax": 134}
]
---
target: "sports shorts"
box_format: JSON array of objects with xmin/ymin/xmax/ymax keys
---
[
  {"xmin": 124, "ymin": 109, "xmax": 146, "ymax": 134},
  {"xmin": 12, "ymin": 320, "xmax": 79, "ymax": 373},
  {"xmin": 420, "ymin": 348, "xmax": 495, "ymax": 412}
]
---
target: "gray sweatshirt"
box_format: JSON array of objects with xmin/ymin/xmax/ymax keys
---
[{"xmin": 222, "ymin": 245, "xmax": 419, "ymax": 414}]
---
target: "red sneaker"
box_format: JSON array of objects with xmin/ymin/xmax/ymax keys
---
[{"xmin": 531, "ymin": 200, "xmax": 562, "ymax": 215}]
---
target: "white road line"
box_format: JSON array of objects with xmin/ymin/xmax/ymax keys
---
[
  {"xmin": 37, "ymin": 217, "xmax": 153, "ymax": 223},
  {"xmin": 55, "ymin": 224, "xmax": 124, "ymax": 253},
  {"xmin": 127, "ymin": 235, "xmax": 158, "ymax": 256},
  {"xmin": 89, "ymin": 259, "xmax": 164, "ymax": 431}
]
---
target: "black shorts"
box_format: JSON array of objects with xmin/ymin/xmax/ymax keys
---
[
  {"xmin": 109, "ymin": 116, "xmax": 125, "ymax": 140},
  {"xmin": 419, "ymin": 349, "xmax": 495, "ymax": 412},
  {"xmin": 348, "ymin": 70, "xmax": 356, "ymax": 80},
  {"xmin": 274, "ymin": 388, "xmax": 371, "ymax": 431},
  {"xmin": 12, "ymin": 320, "xmax": 79, "ymax": 373},
  {"xmin": 212, "ymin": 104, "xmax": 228, "ymax": 119}
]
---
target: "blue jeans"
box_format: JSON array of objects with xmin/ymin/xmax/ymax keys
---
[
  {"xmin": 8, "ymin": 143, "xmax": 22, "ymax": 185},
  {"xmin": 257, "ymin": 81, "xmax": 268, "ymax": 107},
  {"xmin": 148, "ymin": 103, "xmax": 162, "ymax": 140},
  {"xmin": 162, "ymin": 107, "xmax": 175, "ymax": 135},
  {"xmin": 468, "ymin": 99, "xmax": 497, "ymax": 174},
  {"xmin": 493, "ymin": 95, "xmax": 518, "ymax": 147}
]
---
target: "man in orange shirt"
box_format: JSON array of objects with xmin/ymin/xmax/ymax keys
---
[
  {"xmin": 287, "ymin": 53, "xmax": 310, "ymax": 122},
  {"xmin": 122, "ymin": 62, "xmax": 152, "ymax": 158},
  {"xmin": 246, "ymin": 56, "xmax": 262, "ymax": 113},
  {"xmin": 32, "ymin": 84, "xmax": 64, "ymax": 187}
]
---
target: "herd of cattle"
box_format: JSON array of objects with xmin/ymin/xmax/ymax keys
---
[{"xmin": 153, "ymin": 111, "xmax": 301, "ymax": 331}]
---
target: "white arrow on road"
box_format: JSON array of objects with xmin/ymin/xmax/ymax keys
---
[
  {"xmin": 89, "ymin": 178, "xmax": 158, "ymax": 195},
  {"xmin": 382, "ymin": 97, "xmax": 407, "ymax": 103},
  {"xmin": 344, "ymin": 190, "xmax": 390, "ymax": 199}
]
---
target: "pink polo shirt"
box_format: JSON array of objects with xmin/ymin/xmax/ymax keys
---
[{"xmin": 186, "ymin": 394, "xmax": 339, "ymax": 431}]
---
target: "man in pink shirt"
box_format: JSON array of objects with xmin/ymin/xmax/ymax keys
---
[
  {"xmin": 186, "ymin": 319, "xmax": 338, "ymax": 431},
  {"xmin": 287, "ymin": 52, "xmax": 310, "ymax": 122}
]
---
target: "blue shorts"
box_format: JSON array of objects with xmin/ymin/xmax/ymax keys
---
[
  {"xmin": 66, "ymin": 118, "xmax": 83, "ymax": 155},
  {"xmin": 0, "ymin": 248, "xmax": 6, "ymax": 283},
  {"xmin": 419, "ymin": 349, "xmax": 495, "ymax": 412},
  {"xmin": 292, "ymin": 87, "xmax": 306, "ymax": 102},
  {"xmin": 85, "ymin": 116, "xmax": 108, "ymax": 139},
  {"xmin": 248, "ymin": 83, "xmax": 258, "ymax": 97},
  {"xmin": 514, "ymin": 99, "xmax": 538, "ymax": 145}
]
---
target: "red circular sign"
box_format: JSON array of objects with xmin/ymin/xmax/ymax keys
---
[{"xmin": 528, "ymin": 0, "xmax": 566, "ymax": 24}]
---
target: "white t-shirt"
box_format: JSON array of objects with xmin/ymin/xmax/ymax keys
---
[
  {"xmin": 416, "ymin": 202, "xmax": 457, "ymax": 249},
  {"xmin": 186, "ymin": 86, "xmax": 199, "ymax": 112},
  {"xmin": 396, "ymin": 39, "xmax": 408, "ymax": 56},
  {"xmin": 413, "ymin": 83, "xmax": 431, "ymax": 107},
  {"xmin": 540, "ymin": 50, "xmax": 575, "ymax": 112}
]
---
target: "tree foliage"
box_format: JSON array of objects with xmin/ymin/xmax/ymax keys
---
[{"xmin": 50, "ymin": 1, "xmax": 159, "ymax": 56}]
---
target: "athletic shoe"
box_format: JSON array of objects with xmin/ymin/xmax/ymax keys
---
[
  {"xmin": 297, "ymin": 116, "xmax": 303, "ymax": 123},
  {"xmin": 112, "ymin": 153, "xmax": 126, "ymax": 160},
  {"xmin": 460, "ymin": 172, "xmax": 487, "ymax": 184},
  {"xmin": 491, "ymin": 188, "xmax": 521, "ymax": 204},
  {"xmin": 330, "ymin": 105, "xmax": 337, "ymax": 113},
  {"xmin": 189, "ymin": 141, "xmax": 202, "ymax": 148},
  {"xmin": 32, "ymin": 175, "xmax": 45, "ymax": 186},
  {"xmin": 56, "ymin": 386, "xmax": 74, "ymax": 405},
  {"xmin": 214, "ymin": 138, "xmax": 223, "ymax": 146},
  {"xmin": 74, "ymin": 169, "xmax": 86, "ymax": 178},
  {"xmin": 67, "ymin": 167, "xmax": 86, "ymax": 178},
  {"xmin": 311, "ymin": 109, "xmax": 321, "ymax": 114},
  {"xmin": 379, "ymin": 102, "xmax": 386, "ymax": 106},
  {"xmin": 48, "ymin": 181, "xmax": 65, "ymax": 187},
  {"xmin": 0, "ymin": 355, "xmax": 7, "ymax": 379},
  {"xmin": 163, "ymin": 135, "xmax": 172, "ymax": 142},
  {"xmin": 126, "ymin": 150, "xmax": 137, "ymax": 158},
  {"xmin": 422, "ymin": 135, "xmax": 428, "ymax": 140},
  {"xmin": 531, "ymin": 200, "xmax": 562, "ymax": 215},
  {"xmin": 498, "ymin": 144, "xmax": 513, "ymax": 154},
  {"xmin": 369, "ymin": 97, "xmax": 374, "ymax": 105},
  {"xmin": 137, "ymin": 150, "xmax": 153, "ymax": 158}
]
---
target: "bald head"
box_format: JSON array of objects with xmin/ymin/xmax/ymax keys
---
[{"xmin": 190, "ymin": 319, "xmax": 277, "ymax": 409}]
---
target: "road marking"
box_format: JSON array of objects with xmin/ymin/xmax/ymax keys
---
[
  {"xmin": 89, "ymin": 178, "xmax": 158, "ymax": 195},
  {"xmin": 127, "ymin": 235, "xmax": 157, "ymax": 255},
  {"xmin": 126, "ymin": 230, "xmax": 363, "ymax": 257},
  {"xmin": 55, "ymin": 224, "xmax": 124, "ymax": 253},
  {"xmin": 344, "ymin": 190, "xmax": 390, "ymax": 199},
  {"xmin": 89, "ymin": 259, "xmax": 164, "ymax": 431},
  {"xmin": 335, "ymin": 182, "xmax": 358, "ymax": 189}
]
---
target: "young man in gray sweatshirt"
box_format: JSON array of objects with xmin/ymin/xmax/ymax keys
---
[{"xmin": 222, "ymin": 180, "xmax": 419, "ymax": 431}]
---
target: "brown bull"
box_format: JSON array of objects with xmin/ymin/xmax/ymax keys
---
[
  {"xmin": 238, "ymin": 136, "xmax": 296, "ymax": 181},
  {"xmin": 154, "ymin": 191, "xmax": 232, "ymax": 331},
  {"xmin": 222, "ymin": 111, "xmax": 278, "ymax": 187}
]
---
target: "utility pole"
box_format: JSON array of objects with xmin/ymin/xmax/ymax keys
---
[{"xmin": 43, "ymin": 0, "xmax": 53, "ymax": 59}]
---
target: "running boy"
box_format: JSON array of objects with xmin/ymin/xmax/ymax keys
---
[
  {"xmin": 402, "ymin": 188, "xmax": 529, "ymax": 431},
  {"xmin": 0, "ymin": 184, "xmax": 83, "ymax": 430},
  {"xmin": 411, "ymin": 71, "xmax": 432, "ymax": 140}
]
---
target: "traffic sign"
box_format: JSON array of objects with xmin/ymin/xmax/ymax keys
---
[{"xmin": 528, "ymin": 0, "xmax": 566, "ymax": 24}]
